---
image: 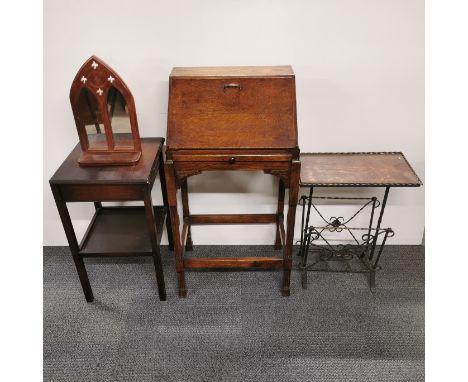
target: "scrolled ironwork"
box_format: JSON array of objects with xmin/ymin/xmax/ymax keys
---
[{"xmin": 297, "ymin": 190, "xmax": 394, "ymax": 290}]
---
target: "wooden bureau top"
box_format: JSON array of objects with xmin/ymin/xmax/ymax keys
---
[
  {"xmin": 300, "ymin": 152, "xmax": 422, "ymax": 187},
  {"xmin": 167, "ymin": 65, "xmax": 298, "ymax": 150},
  {"xmin": 170, "ymin": 66, "xmax": 294, "ymax": 78},
  {"xmin": 50, "ymin": 138, "xmax": 164, "ymax": 185}
]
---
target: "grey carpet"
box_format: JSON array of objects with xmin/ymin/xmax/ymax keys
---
[{"xmin": 44, "ymin": 245, "xmax": 424, "ymax": 382}]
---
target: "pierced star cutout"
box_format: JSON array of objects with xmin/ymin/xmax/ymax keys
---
[
  {"xmin": 91, "ymin": 61, "xmax": 98, "ymax": 69},
  {"xmin": 107, "ymin": 75, "xmax": 115, "ymax": 83},
  {"xmin": 96, "ymin": 88, "xmax": 103, "ymax": 96},
  {"xmin": 80, "ymin": 76, "xmax": 87, "ymax": 84}
]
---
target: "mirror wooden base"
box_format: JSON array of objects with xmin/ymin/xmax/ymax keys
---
[{"xmin": 78, "ymin": 151, "xmax": 141, "ymax": 166}]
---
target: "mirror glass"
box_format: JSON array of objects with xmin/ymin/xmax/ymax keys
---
[
  {"xmin": 77, "ymin": 88, "xmax": 107, "ymax": 150},
  {"xmin": 107, "ymin": 87, "xmax": 134, "ymax": 149}
]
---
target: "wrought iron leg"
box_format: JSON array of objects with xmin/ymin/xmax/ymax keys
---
[
  {"xmin": 373, "ymin": 228, "xmax": 393, "ymax": 269},
  {"xmin": 363, "ymin": 197, "xmax": 377, "ymax": 257},
  {"xmin": 369, "ymin": 270, "xmax": 376, "ymax": 290},
  {"xmin": 367, "ymin": 186, "xmax": 390, "ymax": 289},
  {"xmin": 298, "ymin": 187, "xmax": 314, "ymax": 257},
  {"xmin": 298, "ymin": 195, "xmax": 306, "ymax": 256},
  {"xmin": 369, "ymin": 187, "xmax": 390, "ymax": 261},
  {"xmin": 301, "ymin": 227, "xmax": 313, "ymax": 289}
]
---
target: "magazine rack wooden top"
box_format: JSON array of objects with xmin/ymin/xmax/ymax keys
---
[{"xmin": 300, "ymin": 152, "xmax": 422, "ymax": 187}]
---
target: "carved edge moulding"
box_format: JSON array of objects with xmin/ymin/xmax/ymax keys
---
[{"xmin": 69, "ymin": 55, "xmax": 142, "ymax": 166}]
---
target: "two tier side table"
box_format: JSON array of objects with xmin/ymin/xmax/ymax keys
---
[{"xmin": 49, "ymin": 138, "xmax": 173, "ymax": 302}]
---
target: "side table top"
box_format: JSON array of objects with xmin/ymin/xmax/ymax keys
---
[
  {"xmin": 300, "ymin": 152, "xmax": 422, "ymax": 187},
  {"xmin": 50, "ymin": 138, "xmax": 164, "ymax": 185}
]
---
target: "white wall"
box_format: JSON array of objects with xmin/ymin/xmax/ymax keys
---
[{"xmin": 44, "ymin": 0, "xmax": 424, "ymax": 245}]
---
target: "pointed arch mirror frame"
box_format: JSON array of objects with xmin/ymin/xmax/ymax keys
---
[{"xmin": 70, "ymin": 56, "xmax": 142, "ymax": 166}]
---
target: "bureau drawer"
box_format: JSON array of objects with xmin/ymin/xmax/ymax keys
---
[
  {"xmin": 174, "ymin": 159, "xmax": 291, "ymax": 175},
  {"xmin": 170, "ymin": 77, "xmax": 294, "ymax": 115},
  {"xmin": 171, "ymin": 152, "xmax": 292, "ymax": 162}
]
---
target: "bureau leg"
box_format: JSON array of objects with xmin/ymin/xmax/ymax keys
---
[
  {"xmin": 50, "ymin": 184, "xmax": 94, "ymax": 302},
  {"xmin": 158, "ymin": 149, "xmax": 174, "ymax": 251},
  {"xmin": 143, "ymin": 188, "xmax": 167, "ymax": 301},
  {"xmin": 274, "ymin": 179, "xmax": 285, "ymax": 249},
  {"xmin": 181, "ymin": 178, "xmax": 193, "ymax": 251},
  {"xmin": 282, "ymin": 160, "xmax": 301, "ymax": 296},
  {"xmin": 165, "ymin": 161, "xmax": 187, "ymax": 297}
]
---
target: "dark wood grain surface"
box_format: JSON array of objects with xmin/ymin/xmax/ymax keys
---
[
  {"xmin": 50, "ymin": 138, "xmax": 164, "ymax": 185},
  {"xmin": 184, "ymin": 257, "xmax": 283, "ymax": 269},
  {"xmin": 300, "ymin": 152, "xmax": 421, "ymax": 186},
  {"xmin": 80, "ymin": 206, "xmax": 166, "ymax": 255},
  {"xmin": 167, "ymin": 66, "xmax": 298, "ymax": 150}
]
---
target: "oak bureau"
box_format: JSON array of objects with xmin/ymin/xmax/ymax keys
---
[{"xmin": 164, "ymin": 66, "xmax": 300, "ymax": 297}]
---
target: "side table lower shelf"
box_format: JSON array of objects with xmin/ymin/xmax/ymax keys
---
[{"xmin": 80, "ymin": 206, "xmax": 166, "ymax": 256}]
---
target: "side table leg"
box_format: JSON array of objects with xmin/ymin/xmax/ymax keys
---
[
  {"xmin": 158, "ymin": 148, "xmax": 174, "ymax": 251},
  {"xmin": 369, "ymin": 187, "xmax": 390, "ymax": 261},
  {"xmin": 274, "ymin": 179, "xmax": 285, "ymax": 249},
  {"xmin": 301, "ymin": 228, "xmax": 312, "ymax": 289},
  {"xmin": 370, "ymin": 228, "xmax": 393, "ymax": 291},
  {"xmin": 165, "ymin": 161, "xmax": 187, "ymax": 297},
  {"xmin": 301, "ymin": 268, "xmax": 308, "ymax": 290},
  {"xmin": 368, "ymin": 186, "xmax": 390, "ymax": 290},
  {"xmin": 282, "ymin": 160, "xmax": 301, "ymax": 296},
  {"xmin": 363, "ymin": 197, "xmax": 377, "ymax": 258},
  {"xmin": 181, "ymin": 178, "xmax": 193, "ymax": 251},
  {"xmin": 299, "ymin": 187, "xmax": 314, "ymax": 257},
  {"xmin": 298, "ymin": 195, "xmax": 306, "ymax": 257},
  {"xmin": 301, "ymin": 228, "xmax": 313, "ymax": 289},
  {"xmin": 143, "ymin": 188, "xmax": 167, "ymax": 301},
  {"xmin": 50, "ymin": 184, "xmax": 94, "ymax": 302}
]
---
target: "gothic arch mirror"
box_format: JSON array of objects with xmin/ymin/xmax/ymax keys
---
[{"xmin": 70, "ymin": 56, "xmax": 141, "ymax": 166}]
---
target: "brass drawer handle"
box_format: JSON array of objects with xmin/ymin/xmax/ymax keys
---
[
  {"xmin": 223, "ymin": 83, "xmax": 242, "ymax": 91},
  {"xmin": 228, "ymin": 157, "xmax": 236, "ymax": 164}
]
